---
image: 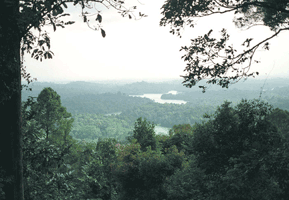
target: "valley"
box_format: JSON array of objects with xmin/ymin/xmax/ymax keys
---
[{"xmin": 22, "ymin": 78, "xmax": 289, "ymax": 142}]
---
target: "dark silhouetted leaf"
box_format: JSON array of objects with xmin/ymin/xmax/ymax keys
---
[
  {"xmin": 31, "ymin": 49, "xmax": 38, "ymax": 58},
  {"xmin": 52, "ymin": 9, "xmax": 58, "ymax": 16},
  {"xmin": 101, "ymin": 28, "xmax": 106, "ymax": 38},
  {"xmin": 208, "ymin": 29, "xmax": 213, "ymax": 35},
  {"xmin": 56, "ymin": 24, "xmax": 65, "ymax": 28},
  {"xmin": 59, "ymin": 13, "xmax": 70, "ymax": 17},
  {"xmin": 38, "ymin": 40, "xmax": 45, "ymax": 46},
  {"xmin": 65, "ymin": 21, "xmax": 75, "ymax": 25},
  {"xmin": 96, "ymin": 14, "xmax": 102, "ymax": 23},
  {"xmin": 57, "ymin": 6, "xmax": 64, "ymax": 15}
]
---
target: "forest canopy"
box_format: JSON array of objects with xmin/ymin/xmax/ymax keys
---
[{"xmin": 3, "ymin": 87, "xmax": 288, "ymax": 200}]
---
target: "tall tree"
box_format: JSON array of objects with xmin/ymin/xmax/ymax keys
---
[
  {"xmin": 20, "ymin": 97, "xmax": 78, "ymax": 200},
  {"xmin": 130, "ymin": 117, "xmax": 157, "ymax": 151},
  {"xmin": 32, "ymin": 87, "xmax": 72, "ymax": 140},
  {"xmin": 0, "ymin": 1, "xmax": 143, "ymax": 199},
  {"xmin": 160, "ymin": 0, "xmax": 289, "ymax": 91}
]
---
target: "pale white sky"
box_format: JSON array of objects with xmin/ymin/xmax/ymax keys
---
[{"xmin": 23, "ymin": 0, "xmax": 289, "ymax": 83}]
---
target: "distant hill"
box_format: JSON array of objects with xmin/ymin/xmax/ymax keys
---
[
  {"xmin": 21, "ymin": 78, "xmax": 289, "ymax": 130},
  {"xmin": 22, "ymin": 77, "xmax": 289, "ymax": 102}
]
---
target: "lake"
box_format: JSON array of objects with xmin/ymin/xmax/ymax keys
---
[
  {"xmin": 104, "ymin": 91, "xmax": 181, "ymax": 135},
  {"xmin": 129, "ymin": 90, "xmax": 187, "ymax": 104},
  {"xmin": 129, "ymin": 90, "xmax": 183, "ymax": 135}
]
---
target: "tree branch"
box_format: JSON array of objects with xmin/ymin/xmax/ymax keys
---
[{"xmin": 234, "ymin": 27, "xmax": 289, "ymax": 62}]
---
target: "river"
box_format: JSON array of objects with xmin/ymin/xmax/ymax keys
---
[
  {"xmin": 105, "ymin": 91, "xmax": 184, "ymax": 135},
  {"xmin": 129, "ymin": 90, "xmax": 186, "ymax": 135},
  {"xmin": 129, "ymin": 90, "xmax": 187, "ymax": 104}
]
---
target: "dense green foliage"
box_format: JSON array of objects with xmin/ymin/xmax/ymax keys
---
[
  {"xmin": 4, "ymin": 86, "xmax": 287, "ymax": 200},
  {"xmin": 62, "ymin": 93, "xmax": 152, "ymax": 115},
  {"xmin": 164, "ymin": 100, "xmax": 289, "ymax": 200},
  {"xmin": 118, "ymin": 102, "xmax": 214, "ymax": 127},
  {"xmin": 129, "ymin": 117, "xmax": 157, "ymax": 151},
  {"xmin": 112, "ymin": 141, "xmax": 185, "ymax": 200},
  {"xmin": 31, "ymin": 87, "xmax": 73, "ymax": 139},
  {"xmin": 70, "ymin": 113, "xmax": 132, "ymax": 142},
  {"xmin": 22, "ymin": 81, "xmax": 289, "ymax": 131},
  {"xmin": 21, "ymin": 80, "xmax": 193, "ymax": 101},
  {"xmin": 21, "ymin": 94, "xmax": 83, "ymax": 199},
  {"xmin": 268, "ymin": 108, "xmax": 289, "ymax": 140}
]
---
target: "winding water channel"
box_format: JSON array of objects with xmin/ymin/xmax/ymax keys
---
[
  {"xmin": 129, "ymin": 90, "xmax": 187, "ymax": 105},
  {"xmin": 129, "ymin": 91, "xmax": 186, "ymax": 135}
]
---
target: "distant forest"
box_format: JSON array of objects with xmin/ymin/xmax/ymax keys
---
[
  {"xmin": 22, "ymin": 78, "xmax": 289, "ymax": 114},
  {"xmin": 21, "ymin": 78, "xmax": 289, "ymax": 143},
  {"xmin": 18, "ymin": 83, "xmax": 289, "ymax": 200}
]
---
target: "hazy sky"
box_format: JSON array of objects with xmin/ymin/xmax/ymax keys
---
[{"xmin": 23, "ymin": 0, "xmax": 289, "ymax": 83}]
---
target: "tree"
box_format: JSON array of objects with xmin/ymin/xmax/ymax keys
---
[
  {"xmin": 0, "ymin": 1, "xmax": 143, "ymax": 199},
  {"xmin": 113, "ymin": 139, "xmax": 185, "ymax": 200},
  {"xmin": 130, "ymin": 117, "xmax": 157, "ymax": 151},
  {"xmin": 160, "ymin": 0, "xmax": 289, "ymax": 91},
  {"xmin": 32, "ymin": 87, "xmax": 73, "ymax": 140},
  {"xmin": 164, "ymin": 124, "xmax": 195, "ymax": 155},
  {"xmin": 164, "ymin": 156, "xmax": 206, "ymax": 200},
  {"xmin": 84, "ymin": 138, "xmax": 119, "ymax": 200},
  {"xmin": 268, "ymin": 108, "xmax": 289, "ymax": 141},
  {"xmin": 188, "ymin": 99, "xmax": 284, "ymax": 199},
  {"xmin": 20, "ymin": 97, "xmax": 87, "ymax": 200}
]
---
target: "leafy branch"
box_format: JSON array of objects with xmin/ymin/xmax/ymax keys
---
[
  {"xmin": 160, "ymin": 0, "xmax": 289, "ymax": 91},
  {"xmin": 180, "ymin": 27, "xmax": 289, "ymax": 92},
  {"xmin": 20, "ymin": 0, "xmax": 145, "ymax": 62}
]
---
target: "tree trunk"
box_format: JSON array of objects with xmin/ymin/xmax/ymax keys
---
[{"xmin": 0, "ymin": 0, "xmax": 24, "ymax": 199}]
